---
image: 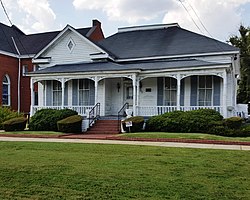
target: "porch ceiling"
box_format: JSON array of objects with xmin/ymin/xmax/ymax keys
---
[{"xmin": 28, "ymin": 59, "xmax": 229, "ymax": 75}]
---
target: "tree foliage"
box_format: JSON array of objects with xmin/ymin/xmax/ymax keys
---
[{"xmin": 229, "ymin": 25, "xmax": 250, "ymax": 105}]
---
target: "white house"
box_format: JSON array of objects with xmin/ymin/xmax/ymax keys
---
[{"xmin": 28, "ymin": 23, "xmax": 242, "ymax": 120}]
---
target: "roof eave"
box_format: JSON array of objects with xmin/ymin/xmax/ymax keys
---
[{"xmin": 116, "ymin": 51, "xmax": 240, "ymax": 62}]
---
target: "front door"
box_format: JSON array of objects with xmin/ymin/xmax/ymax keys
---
[{"xmin": 124, "ymin": 82, "xmax": 133, "ymax": 108}]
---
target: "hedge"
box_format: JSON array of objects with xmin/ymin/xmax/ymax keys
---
[
  {"xmin": 0, "ymin": 107, "xmax": 23, "ymax": 129},
  {"xmin": 57, "ymin": 115, "xmax": 82, "ymax": 133},
  {"xmin": 2, "ymin": 117, "xmax": 27, "ymax": 131},
  {"xmin": 146, "ymin": 109, "xmax": 223, "ymax": 133},
  {"xmin": 29, "ymin": 109, "xmax": 78, "ymax": 131}
]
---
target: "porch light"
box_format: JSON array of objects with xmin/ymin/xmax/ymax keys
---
[{"xmin": 117, "ymin": 83, "xmax": 121, "ymax": 92}]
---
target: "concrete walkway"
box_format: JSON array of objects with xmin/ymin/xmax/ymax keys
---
[{"xmin": 0, "ymin": 136, "xmax": 249, "ymax": 151}]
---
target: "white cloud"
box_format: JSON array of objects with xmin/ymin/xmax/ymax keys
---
[
  {"xmin": 2, "ymin": 0, "xmax": 56, "ymax": 33},
  {"xmin": 17, "ymin": 0, "xmax": 56, "ymax": 32},
  {"xmin": 73, "ymin": 0, "xmax": 250, "ymax": 41},
  {"xmin": 163, "ymin": 0, "xmax": 250, "ymax": 41},
  {"xmin": 73, "ymin": 0, "xmax": 177, "ymax": 23}
]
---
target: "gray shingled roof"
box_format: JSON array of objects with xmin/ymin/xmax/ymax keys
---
[
  {"xmin": 98, "ymin": 26, "xmax": 238, "ymax": 59},
  {"xmin": 29, "ymin": 59, "xmax": 228, "ymax": 75},
  {"xmin": 0, "ymin": 23, "xmax": 91, "ymax": 55}
]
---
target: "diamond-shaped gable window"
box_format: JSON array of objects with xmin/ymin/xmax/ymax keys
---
[{"xmin": 67, "ymin": 38, "xmax": 75, "ymax": 52}]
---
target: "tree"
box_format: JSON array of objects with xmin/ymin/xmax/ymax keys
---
[{"xmin": 229, "ymin": 25, "xmax": 250, "ymax": 105}]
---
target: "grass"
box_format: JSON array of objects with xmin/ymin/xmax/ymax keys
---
[
  {"xmin": 0, "ymin": 131, "xmax": 62, "ymax": 135},
  {"xmin": 0, "ymin": 142, "xmax": 249, "ymax": 200},
  {"xmin": 119, "ymin": 132, "xmax": 250, "ymax": 142}
]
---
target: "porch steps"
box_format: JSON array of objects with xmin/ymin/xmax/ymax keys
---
[{"xmin": 86, "ymin": 119, "xmax": 120, "ymax": 134}]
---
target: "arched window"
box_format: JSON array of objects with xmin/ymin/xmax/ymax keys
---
[{"xmin": 2, "ymin": 75, "xmax": 10, "ymax": 106}]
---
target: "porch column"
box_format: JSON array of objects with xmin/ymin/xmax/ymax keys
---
[
  {"xmin": 223, "ymin": 70, "xmax": 227, "ymax": 117},
  {"xmin": 94, "ymin": 76, "xmax": 98, "ymax": 104},
  {"xmin": 136, "ymin": 78, "xmax": 140, "ymax": 106},
  {"xmin": 132, "ymin": 74, "xmax": 136, "ymax": 116},
  {"xmin": 176, "ymin": 74, "xmax": 181, "ymax": 110},
  {"xmin": 30, "ymin": 78, "xmax": 34, "ymax": 116},
  {"xmin": 61, "ymin": 78, "xmax": 65, "ymax": 109}
]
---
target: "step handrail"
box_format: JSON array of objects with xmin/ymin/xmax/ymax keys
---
[
  {"xmin": 117, "ymin": 102, "xmax": 129, "ymax": 133},
  {"xmin": 88, "ymin": 103, "xmax": 100, "ymax": 128}
]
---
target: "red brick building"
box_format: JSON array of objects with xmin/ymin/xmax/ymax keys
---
[{"xmin": 0, "ymin": 20, "xmax": 104, "ymax": 113}]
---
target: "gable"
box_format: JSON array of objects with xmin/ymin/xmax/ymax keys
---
[{"xmin": 36, "ymin": 29, "xmax": 104, "ymax": 68}]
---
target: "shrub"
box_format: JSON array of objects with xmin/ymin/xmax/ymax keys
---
[
  {"xmin": 29, "ymin": 109, "xmax": 78, "ymax": 131},
  {"xmin": 145, "ymin": 109, "xmax": 223, "ymax": 133},
  {"xmin": 0, "ymin": 107, "xmax": 23, "ymax": 129},
  {"xmin": 2, "ymin": 117, "xmax": 27, "ymax": 131},
  {"xmin": 224, "ymin": 117, "xmax": 243, "ymax": 130},
  {"xmin": 57, "ymin": 115, "xmax": 82, "ymax": 133},
  {"xmin": 122, "ymin": 116, "xmax": 144, "ymax": 133}
]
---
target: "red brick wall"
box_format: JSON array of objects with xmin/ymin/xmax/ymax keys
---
[
  {"xmin": 20, "ymin": 58, "xmax": 33, "ymax": 113},
  {"xmin": 0, "ymin": 54, "xmax": 32, "ymax": 113},
  {"xmin": 0, "ymin": 54, "xmax": 18, "ymax": 110}
]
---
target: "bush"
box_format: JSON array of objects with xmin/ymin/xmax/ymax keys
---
[
  {"xmin": 57, "ymin": 115, "xmax": 82, "ymax": 133},
  {"xmin": 122, "ymin": 116, "xmax": 144, "ymax": 133},
  {"xmin": 224, "ymin": 117, "xmax": 243, "ymax": 130},
  {"xmin": 146, "ymin": 109, "xmax": 223, "ymax": 133},
  {"xmin": 0, "ymin": 107, "xmax": 23, "ymax": 129},
  {"xmin": 2, "ymin": 117, "xmax": 27, "ymax": 131},
  {"xmin": 29, "ymin": 109, "xmax": 78, "ymax": 131}
]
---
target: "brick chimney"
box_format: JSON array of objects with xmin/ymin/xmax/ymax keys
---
[
  {"xmin": 89, "ymin": 19, "xmax": 104, "ymax": 41},
  {"xmin": 92, "ymin": 19, "xmax": 101, "ymax": 28}
]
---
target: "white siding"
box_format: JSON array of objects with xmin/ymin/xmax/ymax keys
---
[
  {"xmin": 39, "ymin": 30, "xmax": 102, "ymax": 68},
  {"xmin": 139, "ymin": 78, "xmax": 157, "ymax": 106}
]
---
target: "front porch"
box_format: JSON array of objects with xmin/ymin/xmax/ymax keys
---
[{"xmin": 29, "ymin": 70, "xmax": 236, "ymax": 119}]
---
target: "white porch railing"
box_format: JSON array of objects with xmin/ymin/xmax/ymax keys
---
[
  {"xmin": 32, "ymin": 105, "xmax": 94, "ymax": 116},
  {"xmin": 180, "ymin": 106, "xmax": 222, "ymax": 114},
  {"xmin": 136, "ymin": 106, "xmax": 223, "ymax": 116},
  {"xmin": 136, "ymin": 106, "xmax": 178, "ymax": 116}
]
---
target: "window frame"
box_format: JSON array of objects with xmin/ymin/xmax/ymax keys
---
[
  {"xmin": 2, "ymin": 74, "xmax": 11, "ymax": 106},
  {"xmin": 164, "ymin": 77, "xmax": 177, "ymax": 106},
  {"xmin": 197, "ymin": 75, "xmax": 213, "ymax": 106},
  {"xmin": 52, "ymin": 81, "xmax": 62, "ymax": 106},
  {"xmin": 78, "ymin": 79, "xmax": 90, "ymax": 106}
]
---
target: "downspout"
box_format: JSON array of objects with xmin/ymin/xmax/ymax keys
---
[{"xmin": 11, "ymin": 37, "xmax": 21, "ymax": 113}]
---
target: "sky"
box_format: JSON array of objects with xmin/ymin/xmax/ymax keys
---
[{"xmin": 0, "ymin": 0, "xmax": 250, "ymax": 42}]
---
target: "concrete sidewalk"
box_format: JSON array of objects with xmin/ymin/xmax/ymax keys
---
[{"xmin": 0, "ymin": 136, "xmax": 249, "ymax": 151}]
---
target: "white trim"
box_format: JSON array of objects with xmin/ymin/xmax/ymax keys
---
[
  {"xmin": 32, "ymin": 58, "xmax": 51, "ymax": 64},
  {"xmin": 118, "ymin": 23, "xmax": 179, "ymax": 33},
  {"xmin": 116, "ymin": 51, "xmax": 239, "ymax": 62},
  {"xmin": 2, "ymin": 74, "xmax": 11, "ymax": 106}
]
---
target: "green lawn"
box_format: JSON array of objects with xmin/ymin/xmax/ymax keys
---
[
  {"xmin": 0, "ymin": 131, "xmax": 62, "ymax": 135},
  {"xmin": 120, "ymin": 132, "xmax": 250, "ymax": 142},
  {"xmin": 0, "ymin": 142, "xmax": 249, "ymax": 200}
]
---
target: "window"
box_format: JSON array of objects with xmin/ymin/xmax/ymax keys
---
[
  {"xmin": 78, "ymin": 79, "xmax": 90, "ymax": 105},
  {"xmin": 22, "ymin": 65, "xmax": 28, "ymax": 76},
  {"xmin": 52, "ymin": 81, "xmax": 62, "ymax": 106},
  {"xmin": 2, "ymin": 75, "xmax": 10, "ymax": 106},
  {"xmin": 198, "ymin": 75, "xmax": 213, "ymax": 106},
  {"xmin": 164, "ymin": 77, "xmax": 177, "ymax": 106},
  {"xmin": 126, "ymin": 86, "xmax": 133, "ymax": 99},
  {"xmin": 67, "ymin": 38, "xmax": 75, "ymax": 52}
]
